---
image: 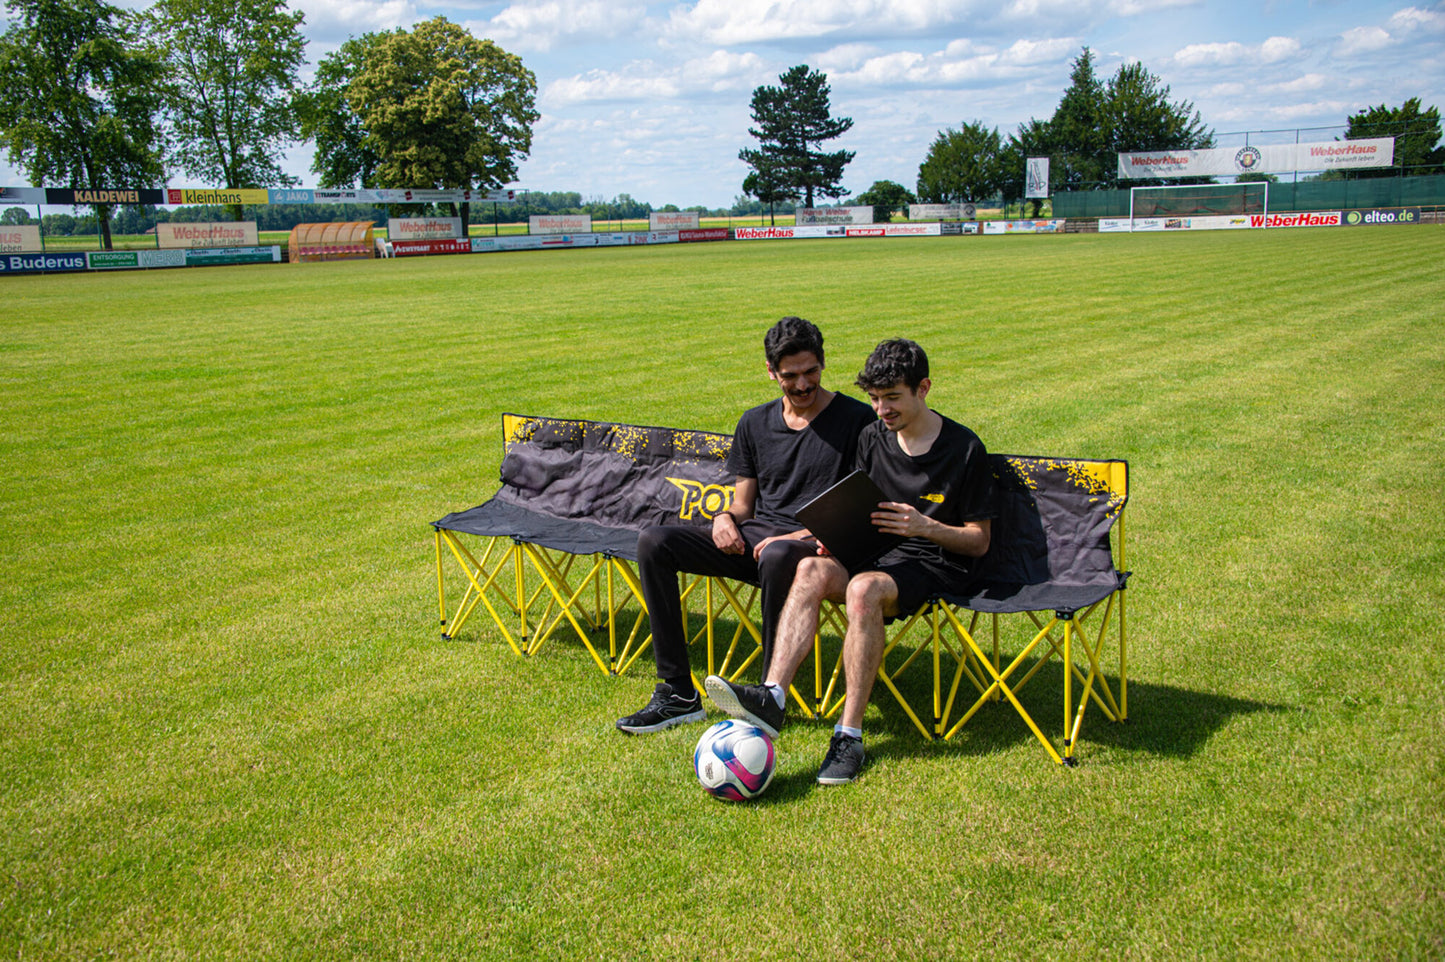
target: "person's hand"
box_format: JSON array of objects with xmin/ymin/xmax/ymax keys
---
[
  {"xmin": 751, "ymin": 534, "xmax": 784, "ymax": 561},
  {"xmin": 871, "ymin": 501, "xmax": 932, "ymax": 538},
  {"xmin": 713, "ymin": 512, "xmax": 746, "ymax": 554}
]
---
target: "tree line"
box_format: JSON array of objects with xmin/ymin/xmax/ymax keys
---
[
  {"xmin": 739, "ymin": 50, "xmax": 1445, "ymax": 222},
  {"xmin": 4, "ymin": 0, "xmax": 1440, "ymax": 246},
  {"xmin": 0, "ymin": 0, "xmax": 539, "ymax": 248},
  {"xmin": 0, "ymin": 191, "xmax": 745, "ymax": 238}
]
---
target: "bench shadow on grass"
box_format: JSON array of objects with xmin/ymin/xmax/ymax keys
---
[
  {"xmin": 861, "ymin": 652, "xmax": 1288, "ymax": 767},
  {"xmin": 704, "ymin": 624, "xmax": 1290, "ymax": 773}
]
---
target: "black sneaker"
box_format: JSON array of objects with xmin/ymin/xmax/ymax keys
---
[
  {"xmin": 816, "ymin": 732, "xmax": 865, "ymax": 785},
  {"xmin": 615, "ymin": 683, "xmax": 706, "ymax": 734},
  {"xmin": 703, "ymin": 675, "xmax": 784, "ymax": 738}
]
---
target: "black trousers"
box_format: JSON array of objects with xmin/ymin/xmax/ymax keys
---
[{"xmin": 636, "ymin": 521, "xmax": 818, "ymax": 692}]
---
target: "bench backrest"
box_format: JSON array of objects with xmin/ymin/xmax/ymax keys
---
[
  {"xmin": 494, "ymin": 413, "xmax": 737, "ymax": 535},
  {"xmin": 961, "ymin": 454, "xmax": 1128, "ymax": 613}
]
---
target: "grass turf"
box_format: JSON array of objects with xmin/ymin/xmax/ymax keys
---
[{"xmin": 2, "ymin": 227, "xmax": 1443, "ymax": 959}]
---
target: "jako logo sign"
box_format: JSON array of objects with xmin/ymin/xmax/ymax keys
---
[{"xmin": 666, "ymin": 478, "xmax": 735, "ymax": 520}]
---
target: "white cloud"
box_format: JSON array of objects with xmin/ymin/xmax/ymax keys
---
[
  {"xmin": 1106, "ymin": 0, "xmax": 1196, "ymax": 15},
  {"xmin": 1274, "ymin": 72, "xmax": 1327, "ymax": 94},
  {"xmin": 483, "ymin": 0, "xmax": 648, "ymax": 52},
  {"xmin": 1258, "ymin": 36, "xmax": 1301, "ymax": 62},
  {"xmin": 295, "ymin": 0, "xmax": 418, "ymax": 44},
  {"xmin": 999, "ymin": 36, "xmax": 1078, "ymax": 64},
  {"xmin": 820, "ymin": 35, "xmax": 1074, "ymax": 90},
  {"xmin": 664, "ymin": 0, "xmax": 1007, "ymax": 45},
  {"xmin": 1337, "ymin": 25, "xmax": 1393, "ymax": 55},
  {"xmin": 542, "ymin": 50, "xmax": 766, "ymax": 107},
  {"xmin": 1387, "ymin": 6, "xmax": 1445, "ymax": 34},
  {"xmin": 816, "ymin": 43, "xmax": 887, "ymax": 72},
  {"xmin": 1172, "ymin": 35, "xmax": 1299, "ymax": 68}
]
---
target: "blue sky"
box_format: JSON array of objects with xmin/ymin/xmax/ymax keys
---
[{"xmin": 4, "ymin": 0, "xmax": 1444, "ymax": 209}]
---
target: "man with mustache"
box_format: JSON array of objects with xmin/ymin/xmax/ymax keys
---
[{"xmin": 617, "ymin": 316, "xmax": 876, "ymax": 734}]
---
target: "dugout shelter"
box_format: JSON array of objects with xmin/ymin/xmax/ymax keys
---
[{"xmin": 287, "ymin": 222, "xmax": 376, "ymax": 263}]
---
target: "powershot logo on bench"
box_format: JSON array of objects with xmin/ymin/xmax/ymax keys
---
[{"xmin": 666, "ymin": 478, "xmax": 735, "ymax": 520}]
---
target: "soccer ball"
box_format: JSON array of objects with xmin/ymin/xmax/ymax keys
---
[{"xmin": 693, "ymin": 719, "xmax": 776, "ymax": 801}]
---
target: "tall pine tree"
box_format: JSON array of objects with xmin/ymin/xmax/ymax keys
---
[{"xmin": 740, "ymin": 65, "xmax": 854, "ymax": 208}]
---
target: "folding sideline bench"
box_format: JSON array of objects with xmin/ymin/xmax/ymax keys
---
[
  {"xmin": 433, "ymin": 418, "xmax": 1132, "ymax": 762},
  {"xmin": 810, "ymin": 454, "xmax": 1131, "ymax": 765},
  {"xmin": 432, "ymin": 414, "xmax": 763, "ymax": 680}
]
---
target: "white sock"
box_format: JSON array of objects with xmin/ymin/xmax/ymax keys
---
[
  {"xmin": 764, "ymin": 683, "xmax": 786, "ymax": 709},
  {"xmin": 835, "ymin": 724, "xmax": 863, "ymax": 740}
]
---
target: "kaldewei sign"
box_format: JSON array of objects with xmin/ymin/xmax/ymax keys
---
[
  {"xmin": 1342, "ymin": 207, "xmax": 1421, "ymax": 226},
  {"xmin": 1120, "ymin": 138, "xmax": 1394, "ymax": 178}
]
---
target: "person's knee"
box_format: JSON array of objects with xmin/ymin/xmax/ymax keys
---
[
  {"xmin": 795, "ymin": 555, "xmax": 838, "ymax": 587},
  {"xmin": 845, "ymin": 573, "xmax": 894, "ymax": 621},
  {"xmin": 757, "ymin": 539, "xmax": 808, "ymax": 579},
  {"xmin": 636, "ymin": 525, "xmax": 676, "ymax": 565}
]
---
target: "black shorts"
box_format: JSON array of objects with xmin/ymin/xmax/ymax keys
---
[{"xmin": 865, "ymin": 556, "xmax": 967, "ymax": 620}]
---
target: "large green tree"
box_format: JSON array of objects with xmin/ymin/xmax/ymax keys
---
[
  {"xmin": 917, "ymin": 121, "xmax": 1011, "ymax": 204},
  {"xmin": 144, "ymin": 0, "xmax": 307, "ymax": 219},
  {"xmin": 1007, "ymin": 47, "xmax": 1212, "ymax": 194},
  {"xmin": 0, "ymin": 0, "xmax": 164, "ymax": 249},
  {"xmin": 297, "ymin": 31, "xmax": 392, "ymax": 189},
  {"xmin": 346, "ymin": 17, "xmax": 538, "ymax": 227},
  {"xmin": 854, "ymin": 179, "xmax": 915, "ymax": 222},
  {"xmin": 1106, "ymin": 60, "xmax": 1211, "ymax": 185},
  {"xmin": 1039, "ymin": 47, "xmax": 1110, "ymax": 190},
  {"xmin": 740, "ymin": 65, "xmax": 854, "ymax": 208},
  {"xmin": 1344, "ymin": 98, "xmax": 1444, "ymax": 176}
]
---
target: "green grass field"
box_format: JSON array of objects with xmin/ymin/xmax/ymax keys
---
[{"xmin": 2, "ymin": 228, "xmax": 1443, "ymax": 959}]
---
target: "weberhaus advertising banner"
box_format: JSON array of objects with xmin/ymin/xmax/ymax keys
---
[{"xmin": 1118, "ymin": 138, "xmax": 1394, "ymax": 179}]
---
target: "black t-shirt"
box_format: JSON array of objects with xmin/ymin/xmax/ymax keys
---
[
  {"xmin": 856, "ymin": 414, "xmax": 996, "ymax": 573},
  {"xmin": 726, "ymin": 392, "xmax": 877, "ymax": 528}
]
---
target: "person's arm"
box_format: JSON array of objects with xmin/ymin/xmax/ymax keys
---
[
  {"xmin": 713, "ymin": 477, "xmax": 757, "ymax": 555},
  {"xmin": 750, "ymin": 527, "xmax": 816, "ymax": 561},
  {"xmin": 870, "ymin": 504, "xmax": 991, "ymax": 557}
]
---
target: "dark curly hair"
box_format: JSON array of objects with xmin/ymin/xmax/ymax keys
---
[
  {"xmin": 855, "ymin": 338, "xmax": 928, "ymax": 391},
  {"xmin": 763, "ymin": 316, "xmax": 825, "ymax": 371}
]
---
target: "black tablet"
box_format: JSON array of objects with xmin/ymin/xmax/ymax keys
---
[{"xmin": 795, "ymin": 470, "xmax": 905, "ymax": 571}]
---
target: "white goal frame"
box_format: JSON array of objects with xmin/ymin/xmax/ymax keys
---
[{"xmin": 1127, "ymin": 182, "xmax": 1269, "ymax": 230}]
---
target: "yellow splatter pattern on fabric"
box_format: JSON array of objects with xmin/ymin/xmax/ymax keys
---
[
  {"xmin": 504, "ymin": 415, "xmax": 732, "ymax": 465},
  {"xmin": 1006, "ymin": 456, "xmax": 1127, "ymax": 520}
]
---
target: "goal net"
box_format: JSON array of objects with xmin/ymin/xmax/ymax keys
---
[{"xmin": 1129, "ymin": 182, "xmax": 1269, "ymax": 224}]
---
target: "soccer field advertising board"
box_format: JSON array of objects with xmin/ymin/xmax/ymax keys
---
[
  {"xmin": 157, "ymin": 222, "xmax": 260, "ymax": 249},
  {"xmin": 0, "ymin": 226, "xmax": 42, "ymax": 252},
  {"xmin": 166, "ymin": 188, "xmax": 270, "ymax": 206},
  {"xmin": 1, "ymin": 252, "xmax": 87, "ymax": 273},
  {"xmin": 1119, "ymin": 138, "xmax": 1394, "ymax": 178}
]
